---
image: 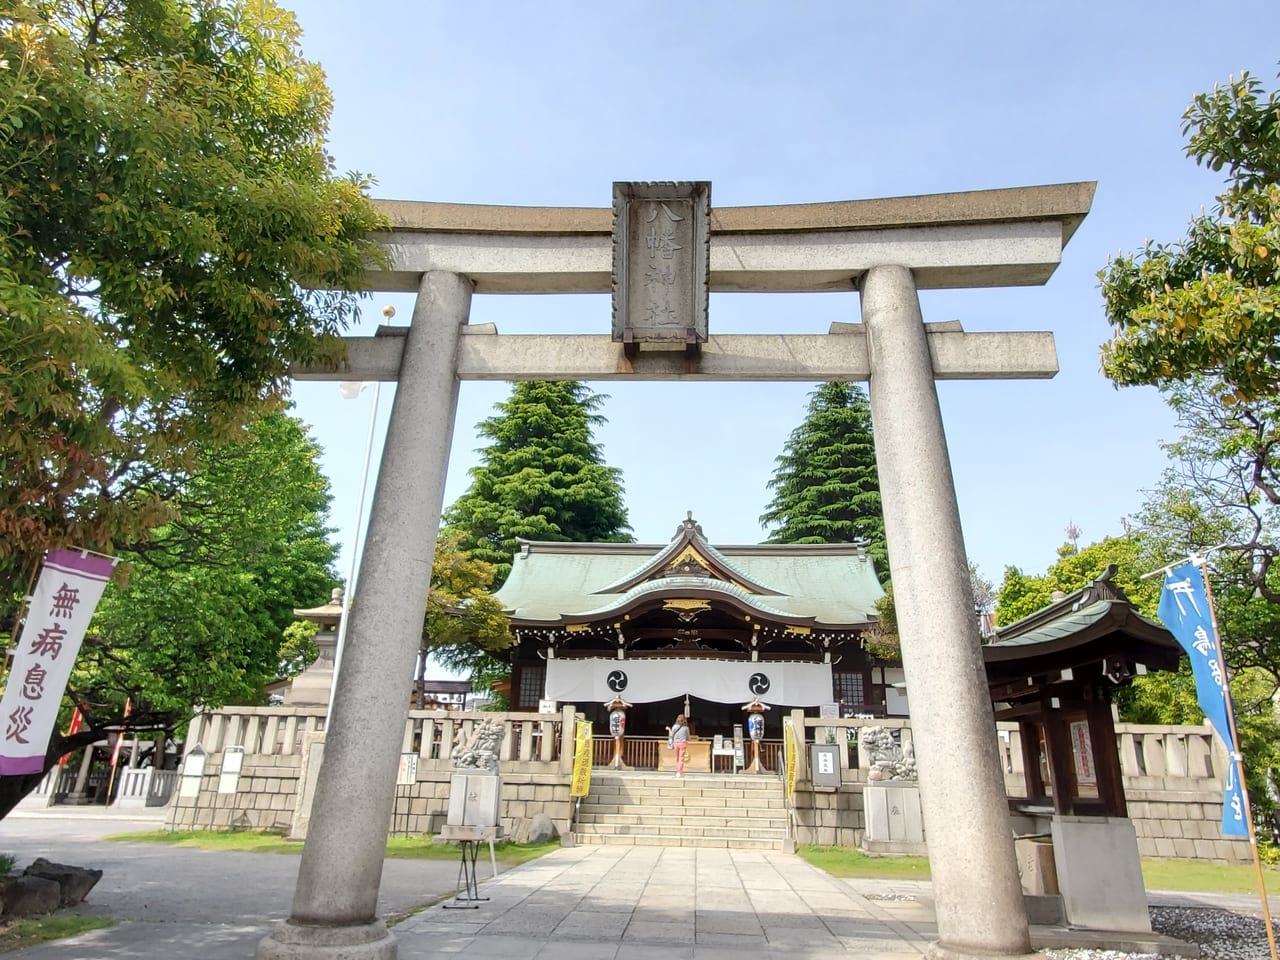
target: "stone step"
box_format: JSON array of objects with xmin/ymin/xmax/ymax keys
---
[
  {"xmin": 576, "ymin": 822, "xmax": 788, "ymax": 841},
  {"xmin": 581, "ymin": 790, "xmax": 787, "ymax": 806},
  {"xmin": 589, "ymin": 780, "xmax": 781, "ymax": 796},
  {"xmin": 576, "ymin": 812, "xmax": 789, "ymax": 830},
  {"xmin": 579, "ymin": 804, "xmax": 786, "ymax": 821},
  {"xmin": 576, "ymin": 814, "xmax": 783, "ymax": 829},
  {"xmin": 578, "ymin": 798, "xmax": 778, "ymax": 814},
  {"xmin": 572, "ymin": 831, "xmax": 785, "ymax": 851},
  {"xmin": 591, "ymin": 772, "xmax": 782, "ymax": 784},
  {"xmin": 576, "ymin": 772, "xmax": 790, "ymax": 851},
  {"xmin": 585, "ymin": 791, "xmax": 786, "ymax": 806}
]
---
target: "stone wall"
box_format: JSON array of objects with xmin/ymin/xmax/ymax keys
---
[
  {"xmin": 791, "ymin": 781, "xmax": 865, "ymax": 847},
  {"xmin": 166, "ymin": 705, "xmax": 577, "ymax": 838},
  {"xmin": 1117, "ymin": 724, "xmax": 1248, "ymax": 863}
]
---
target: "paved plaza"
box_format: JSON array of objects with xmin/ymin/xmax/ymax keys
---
[{"xmin": 0, "ymin": 809, "xmax": 1264, "ymax": 958}]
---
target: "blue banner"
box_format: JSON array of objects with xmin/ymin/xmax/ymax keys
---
[{"xmin": 1157, "ymin": 562, "xmax": 1247, "ymax": 837}]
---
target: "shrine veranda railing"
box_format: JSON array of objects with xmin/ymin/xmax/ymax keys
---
[{"xmin": 589, "ymin": 735, "xmax": 784, "ymax": 772}]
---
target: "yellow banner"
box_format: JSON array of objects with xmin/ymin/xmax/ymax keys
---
[
  {"xmin": 570, "ymin": 718, "xmax": 593, "ymax": 797},
  {"xmin": 783, "ymin": 717, "xmax": 799, "ymax": 799}
]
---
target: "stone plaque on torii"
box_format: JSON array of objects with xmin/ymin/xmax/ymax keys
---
[
  {"xmin": 612, "ymin": 181, "xmax": 710, "ymax": 357},
  {"xmin": 265, "ymin": 180, "xmax": 1094, "ymax": 960}
]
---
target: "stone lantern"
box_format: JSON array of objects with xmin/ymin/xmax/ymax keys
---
[{"xmin": 284, "ymin": 588, "xmax": 343, "ymax": 708}]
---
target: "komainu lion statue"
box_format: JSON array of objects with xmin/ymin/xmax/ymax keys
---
[
  {"xmin": 450, "ymin": 718, "xmax": 504, "ymax": 774},
  {"xmin": 859, "ymin": 726, "xmax": 918, "ymax": 781}
]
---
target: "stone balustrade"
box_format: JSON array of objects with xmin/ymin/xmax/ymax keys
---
[
  {"xmin": 167, "ymin": 705, "xmax": 576, "ymax": 837},
  {"xmin": 793, "ymin": 716, "xmax": 1249, "ymax": 862}
]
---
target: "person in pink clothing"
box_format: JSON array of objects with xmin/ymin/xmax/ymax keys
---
[{"xmin": 668, "ymin": 714, "xmax": 690, "ymax": 776}]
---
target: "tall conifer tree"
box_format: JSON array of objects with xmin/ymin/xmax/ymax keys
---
[
  {"xmin": 760, "ymin": 382, "xmax": 887, "ymax": 579},
  {"xmin": 444, "ymin": 381, "xmax": 632, "ymax": 586}
]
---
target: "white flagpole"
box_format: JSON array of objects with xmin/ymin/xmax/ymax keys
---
[
  {"xmin": 328, "ymin": 309, "xmax": 393, "ymax": 722},
  {"xmin": 1193, "ymin": 555, "xmax": 1278, "ymax": 960}
]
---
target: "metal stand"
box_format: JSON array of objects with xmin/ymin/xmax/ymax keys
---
[{"xmin": 444, "ymin": 839, "xmax": 489, "ymax": 909}]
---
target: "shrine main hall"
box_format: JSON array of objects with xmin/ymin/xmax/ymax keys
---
[{"xmin": 494, "ymin": 512, "xmax": 892, "ymax": 743}]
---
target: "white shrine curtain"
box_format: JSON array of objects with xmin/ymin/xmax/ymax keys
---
[{"xmin": 544, "ymin": 657, "xmax": 833, "ymax": 706}]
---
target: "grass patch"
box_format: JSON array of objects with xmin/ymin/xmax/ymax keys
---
[
  {"xmin": 0, "ymin": 916, "xmax": 114, "ymax": 953},
  {"xmin": 797, "ymin": 845, "xmax": 931, "ymax": 879},
  {"xmin": 796, "ymin": 845, "xmax": 1279, "ymax": 896},
  {"xmin": 1141, "ymin": 858, "xmax": 1280, "ymax": 895},
  {"xmin": 108, "ymin": 830, "xmax": 559, "ymax": 864},
  {"xmin": 109, "ymin": 830, "xmax": 304, "ymax": 854}
]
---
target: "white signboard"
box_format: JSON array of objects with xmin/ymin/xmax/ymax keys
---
[
  {"xmin": 538, "ymin": 699, "xmax": 558, "ymax": 715},
  {"xmin": 397, "ymin": 752, "xmax": 419, "ymax": 786},
  {"xmin": 1069, "ymin": 720, "xmax": 1096, "ymax": 785},
  {"xmin": 178, "ymin": 748, "xmax": 206, "ymax": 799},
  {"xmin": 218, "ymin": 746, "xmax": 244, "ymax": 794}
]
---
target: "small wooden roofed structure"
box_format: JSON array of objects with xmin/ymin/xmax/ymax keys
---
[
  {"xmin": 983, "ymin": 566, "xmax": 1182, "ymax": 818},
  {"xmin": 492, "ymin": 513, "xmax": 886, "ymax": 730}
]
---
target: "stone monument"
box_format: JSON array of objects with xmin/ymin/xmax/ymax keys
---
[{"xmin": 444, "ymin": 719, "xmax": 503, "ymax": 834}]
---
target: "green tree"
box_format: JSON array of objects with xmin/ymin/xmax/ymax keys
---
[
  {"xmin": 0, "ymin": 0, "xmax": 385, "ymax": 609},
  {"xmin": 0, "ymin": 411, "xmax": 339, "ymax": 818},
  {"xmin": 443, "ymin": 381, "xmax": 632, "ymax": 586},
  {"xmin": 1135, "ymin": 382, "xmax": 1280, "ymax": 686},
  {"xmin": 278, "ymin": 619, "xmax": 319, "ymax": 681},
  {"xmin": 993, "ymin": 566, "xmax": 1054, "ymax": 627},
  {"xmin": 79, "ymin": 412, "xmax": 338, "ymax": 716},
  {"xmin": 412, "ymin": 532, "xmax": 511, "ymax": 709},
  {"xmin": 1100, "ymin": 67, "xmax": 1280, "ymax": 402},
  {"xmin": 994, "ymin": 535, "xmax": 1158, "ymax": 627},
  {"xmin": 759, "ymin": 382, "xmax": 886, "ymax": 579}
]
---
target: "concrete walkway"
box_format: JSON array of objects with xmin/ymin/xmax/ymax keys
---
[
  {"xmin": 0, "ymin": 809, "xmax": 1268, "ymax": 958},
  {"xmin": 394, "ymin": 845, "xmax": 1212, "ymax": 959}
]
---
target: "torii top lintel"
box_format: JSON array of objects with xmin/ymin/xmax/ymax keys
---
[
  {"xmin": 369, "ymin": 181, "xmax": 1094, "ymax": 294},
  {"xmin": 295, "ymin": 181, "xmax": 1094, "ymax": 384}
]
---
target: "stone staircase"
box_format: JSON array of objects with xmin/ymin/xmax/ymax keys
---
[{"xmin": 572, "ymin": 771, "xmax": 791, "ymax": 850}]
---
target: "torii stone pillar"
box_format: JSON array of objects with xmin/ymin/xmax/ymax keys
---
[
  {"xmin": 258, "ymin": 271, "xmax": 471, "ymax": 960},
  {"xmin": 862, "ymin": 264, "xmax": 1035, "ymax": 960}
]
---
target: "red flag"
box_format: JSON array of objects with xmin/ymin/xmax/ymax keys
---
[
  {"xmin": 109, "ymin": 699, "xmax": 132, "ymax": 768},
  {"xmin": 57, "ymin": 707, "xmax": 84, "ymax": 768}
]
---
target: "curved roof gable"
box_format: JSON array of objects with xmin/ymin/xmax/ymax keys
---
[
  {"xmin": 575, "ymin": 576, "xmax": 813, "ymax": 624},
  {"xmin": 593, "ymin": 516, "xmax": 782, "ymax": 596}
]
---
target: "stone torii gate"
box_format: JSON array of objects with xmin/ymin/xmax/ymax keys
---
[{"xmin": 258, "ymin": 181, "xmax": 1095, "ymax": 960}]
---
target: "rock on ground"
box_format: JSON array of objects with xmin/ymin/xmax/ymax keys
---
[
  {"xmin": 23, "ymin": 857, "xmax": 103, "ymax": 907},
  {"xmin": 0, "ymin": 875, "xmax": 62, "ymax": 918}
]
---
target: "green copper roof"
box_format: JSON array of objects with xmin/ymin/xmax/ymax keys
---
[
  {"xmin": 494, "ymin": 538, "xmax": 883, "ymax": 626},
  {"xmin": 984, "ymin": 599, "xmax": 1117, "ymax": 649}
]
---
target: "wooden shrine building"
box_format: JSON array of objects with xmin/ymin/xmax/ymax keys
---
[
  {"xmin": 982, "ymin": 565, "xmax": 1183, "ymax": 818},
  {"xmin": 493, "ymin": 513, "xmax": 886, "ymax": 739}
]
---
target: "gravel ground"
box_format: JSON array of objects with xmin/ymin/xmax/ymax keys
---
[{"xmin": 1042, "ymin": 905, "xmax": 1273, "ymax": 960}]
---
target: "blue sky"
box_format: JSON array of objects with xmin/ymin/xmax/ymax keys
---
[{"xmin": 286, "ymin": 2, "xmax": 1276, "ymax": 597}]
